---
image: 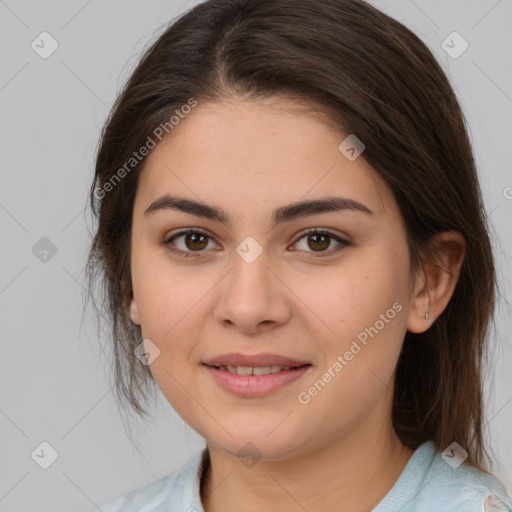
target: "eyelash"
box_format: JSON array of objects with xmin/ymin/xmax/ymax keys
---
[{"xmin": 162, "ymin": 228, "xmax": 351, "ymax": 259}]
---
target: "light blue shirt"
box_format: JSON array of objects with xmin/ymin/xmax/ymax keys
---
[{"xmin": 100, "ymin": 441, "xmax": 512, "ymax": 511}]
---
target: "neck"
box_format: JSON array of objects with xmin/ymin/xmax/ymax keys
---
[{"xmin": 200, "ymin": 423, "xmax": 414, "ymax": 512}]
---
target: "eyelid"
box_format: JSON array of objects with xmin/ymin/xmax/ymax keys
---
[
  {"xmin": 163, "ymin": 228, "xmax": 220, "ymax": 252},
  {"xmin": 293, "ymin": 227, "xmax": 349, "ymax": 242},
  {"xmin": 162, "ymin": 227, "xmax": 350, "ymax": 258},
  {"xmin": 290, "ymin": 228, "xmax": 351, "ymax": 257}
]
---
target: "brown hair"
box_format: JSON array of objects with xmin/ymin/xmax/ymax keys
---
[{"xmin": 86, "ymin": 0, "xmax": 497, "ymax": 469}]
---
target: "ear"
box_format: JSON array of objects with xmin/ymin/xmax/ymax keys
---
[
  {"xmin": 407, "ymin": 231, "xmax": 466, "ymax": 334},
  {"xmin": 129, "ymin": 296, "xmax": 141, "ymax": 325}
]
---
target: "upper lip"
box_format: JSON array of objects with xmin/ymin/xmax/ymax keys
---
[{"xmin": 203, "ymin": 352, "xmax": 311, "ymax": 368}]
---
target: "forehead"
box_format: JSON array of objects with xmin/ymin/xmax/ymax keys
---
[{"xmin": 135, "ymin": 97, "xmax": 394, "ymax": 221}]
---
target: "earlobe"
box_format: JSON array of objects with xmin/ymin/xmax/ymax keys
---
[
  {"xmin": 406, "ymin": 231, "xmax": 466, "ymax": 334},
  {"xmin": 406, "ymin": 286, "xmax": 432, "ymax": 334},
  {"xmin": 130, "ymin": 297, "xmax": 140, "ymax": 325}
]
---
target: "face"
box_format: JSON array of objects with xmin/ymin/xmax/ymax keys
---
[{"xmin": 129, "ymin": 96, "xmax": 417, "ymax": 461}]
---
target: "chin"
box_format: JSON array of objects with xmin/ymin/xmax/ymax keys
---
[{"xmin": 205, "ymin": 428, "xmax": 309, "ymax": 463}]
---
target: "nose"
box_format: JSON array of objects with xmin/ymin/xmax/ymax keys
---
[{"xmin": 213, "ymin": 248, "xmax": 292, "ymax": 335}]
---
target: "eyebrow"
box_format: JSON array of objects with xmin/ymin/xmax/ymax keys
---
[{"xmin": 143, "ymin": 194, "xmax": 374, "ymax": 227}]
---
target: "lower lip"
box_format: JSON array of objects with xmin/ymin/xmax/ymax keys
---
[{"xmin": 202, "ymin": 364, "xmax": 312, "ymax": 397}]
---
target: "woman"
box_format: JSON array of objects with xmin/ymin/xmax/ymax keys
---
[{"xmin": 87, "ymin": 0, "xmax": 512, "ymax": 510}]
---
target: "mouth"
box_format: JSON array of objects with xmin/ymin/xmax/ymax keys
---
[
  {"xmin": 203, "ymin": 363, "xmax": 311, "ymax": 375},
  {"xmin": 201, "ymin": 357, "xmax": 313, "ymax": 397}
]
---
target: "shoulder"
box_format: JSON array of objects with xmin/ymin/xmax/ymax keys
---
[
  {"xmin": 375, "ymin": 442, "xmax": 512, "ymax": 512},
  {"xmin": 100, "ymin": 448, "xmax": 208, "ymax": 512},
  {"xmin": 421, "ymin": 444, "xmax": 512, "ymax": 512},
  {"xmin": 100, "ymin": 472, "xmax": 176, "ymax": 512}
]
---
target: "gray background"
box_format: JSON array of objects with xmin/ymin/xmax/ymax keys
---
[{"xmin": 1, "ymin": 1, "xmax": 511, "ymax": 510}]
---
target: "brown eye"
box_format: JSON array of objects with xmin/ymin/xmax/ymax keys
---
[
  {"xmin": 293, "ymin": 230, "xmax": 350, "ymax": 257},
  {"xmin": 164, "ymin": 229, "xmax": 217, "ymax": 257},
  {"xmin": 307, "ymin": 233, "xmax": 331, "ymax": 251},
  {"xmin": 184, "ymin": 232, "xmax": 208, "ymax": 251}
]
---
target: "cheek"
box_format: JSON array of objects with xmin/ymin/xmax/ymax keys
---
[
  {"xmin": 290, "ymin": 257, "xmax": 400, "ymax": 337},
  {"xmin": 131, "ymin": 247, "xmax": 204, "ymax": 337},
  {"xmin": 133, "ymin": 272, "xmax": 204, "ymax": 413},
  {"xmin": 296, "ymin": 286, "xmax": 405, "ymax": 430},
  {"xmin": 130, "ymin": 252, "xmax": 214, "ymax": 393},
  {"xmin": 290, "ymin": 257, "xmax": 407, "ymax": 387}
]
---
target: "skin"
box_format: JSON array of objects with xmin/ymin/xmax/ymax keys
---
[{"xmin": 129, "ymin": 96, "xmax": 466, "ymax": 512}]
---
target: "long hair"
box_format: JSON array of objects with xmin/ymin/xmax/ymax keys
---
[{"xmin": 86, "ymin": 0, "xmax": 497, "ymax": 469}]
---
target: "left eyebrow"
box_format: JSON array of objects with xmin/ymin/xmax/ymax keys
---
[{"xmin": 143, "ymin": 194, "xmax": 374, "ymax": 227}]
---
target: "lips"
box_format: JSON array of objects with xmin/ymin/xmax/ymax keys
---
[
  {"xmin": 201, "ymin": 352, "xmax": 312, "ymax": 397},
  {"xmin": 203, "ymin": 364, "xmax": 312, "ymax": 397},
  {"xmin": 203, "ymin": 352, "xmax": 310, "ymax": 368}
]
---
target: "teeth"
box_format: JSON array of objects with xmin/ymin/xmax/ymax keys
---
[
  {"xmin": 253, "ymin": 366, "xmax": 271, "ymax": 376},
  {"xmin": 236, "ymin": 365, "xmax": 253, "ymax": 375},
  {"xmin": 222, "ymin": 365, "xmax": 293, "ymax": 375}
]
